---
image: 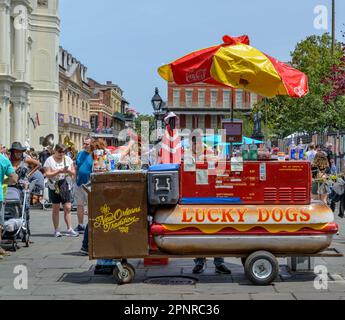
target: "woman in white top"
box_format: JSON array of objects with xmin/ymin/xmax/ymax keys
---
[{"xmin": 44, "ymin": 144, "xmax": 78, "ymax": 238}]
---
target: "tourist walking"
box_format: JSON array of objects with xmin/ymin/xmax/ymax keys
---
[{"xmin": 44, "ymin": 144, "xmax": 78, "ymax": 238}]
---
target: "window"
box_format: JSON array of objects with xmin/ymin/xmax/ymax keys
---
[
  {"xmin": 236, "ymin": 90, "xmax": 243, "ymax": 109},
  {"xmin": 173, "ymin": 89, "xmax": 180, "ymax": 107},
  {"xmin": 186, "ymin": 115, "xmax": 192, "ymax": 129},
  {"xmin": 223, "ymin": 90, "xmax": 231, "ymax": 108},
  {"xmin": 251, "ymin": 93, "xmax": 258, "ymax": 109},
  {"xmin": 37, "ymin": 0, "xmax": 48, "ymax": 8},
  {"xmin": 185, "ymin": 90, "xmax": 193, "ymax": 107},
  {"xmin": 198, "ymin": 90, "xmax": 205, "ymax": 107},
  {"xmin": 90, "ymin": 115, "xmax": 98, "ymax": 131},
  {"xmin": 211, "ymin": 90, "xmax": 218, "ymax": 107}
]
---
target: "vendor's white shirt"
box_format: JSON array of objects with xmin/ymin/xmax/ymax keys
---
[
  {"xmin": 44, "ymin": 156, "xmax": 73, "ymax": 190},
  {"xmin": 306, "ymin": 150, "xmax": 317, "ymax": 163}
]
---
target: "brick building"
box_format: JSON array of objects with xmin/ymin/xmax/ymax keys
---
[
  {"xmin": 88, "ymin": 79, "xmax": 128, "ymax": 146},
  {"xmin": 165, "ymin": 82, "xmax": 261, "ymax": 131}
]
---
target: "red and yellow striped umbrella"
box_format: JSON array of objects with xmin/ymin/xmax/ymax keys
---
[{"xmin": 158, "ymin": 35, "xmax": 308, "ymax": 98}]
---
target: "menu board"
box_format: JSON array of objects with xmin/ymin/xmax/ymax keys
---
[{"xmin": 223, "ymin": 122, "xmax": 243, "ymax": 143}]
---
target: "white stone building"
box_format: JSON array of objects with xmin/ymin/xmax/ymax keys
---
[{"xmin": 0, "ymin": 0, "xmax": 59, "ymax": 150}]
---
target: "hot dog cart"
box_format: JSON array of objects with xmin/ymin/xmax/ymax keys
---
[{"xmin": 87, "ymin": 160, "xmax": 341, "ymax": 286}]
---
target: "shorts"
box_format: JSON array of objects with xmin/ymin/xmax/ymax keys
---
[
  {"xmin": 0, "ymin": 202, "xmax": 4, "ymax": 226},
  {"xmin": 48, "ymin": 188, "xmax": 72, "ymax": 205},
  {"xmin": 318, "ymin": 183, "xmax": 330, "ymax": 195},
  {"xmin": 74, "ymin": 185, "xmax": 88, "ymax": 206}
]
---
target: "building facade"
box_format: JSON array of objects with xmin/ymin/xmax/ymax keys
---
[
  {"xmin": 89, "ymin": 79, "xmax": 128, "ymax": 146},
  {"xmin": 58, "ymin": 47, "xmax": 91, "ymax": 151},
  {"xmin": 0, "ymin": 0, "xmax": 60, "ymax": 149},
  {"xmin": 165, "ymin": 82, "xmax": 260, "ymax": 131}
]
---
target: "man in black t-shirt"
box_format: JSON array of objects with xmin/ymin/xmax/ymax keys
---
[{"xmin": 39, "ymin": 148, "xmax": 52, "ymax": 168}]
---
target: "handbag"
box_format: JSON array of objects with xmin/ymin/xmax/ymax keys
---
[
  {"xmin": 55, "ymin": 179, "xmax": 70, "ymax": 203},
  {"xmin": 54, "ymin": 156, "xmax": 70, "ymax": 201}
]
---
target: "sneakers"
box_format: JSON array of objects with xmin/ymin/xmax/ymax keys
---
[
  {"xmin": 54, "ymin": 231, "xmax": 62, "ymax": 238},
  {"xmin": 66, "ymin": 229, "xmax": 79, "ymax": 237},
  {"xmin": 79, "ymin": 247, "xmax": 88, "ymax": 256},
  {"xmin": 74, "ymin": 225, "xmax": 85, "ymax": 234},
  {"xmin": 215, "ymin": 264, "xmax": 232, "ymax": 274},
  {"xmin": 193, "ymin": 264, "xmax": 205, "ymax": 274}
]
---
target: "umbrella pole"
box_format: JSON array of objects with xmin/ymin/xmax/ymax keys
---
[{"xmin": 230, "ymin": 89, "xmax": 235, "ymax": 158}]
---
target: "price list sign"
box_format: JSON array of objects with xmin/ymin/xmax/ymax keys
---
[{"xmin": 223, "ymin": 121, "xmax": 243, "ymax": 143}]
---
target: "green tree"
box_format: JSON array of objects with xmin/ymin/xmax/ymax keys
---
[
  {"xmin": 134, "ymin": 114, "xmax": 155, "ymax": 136},
  {"xmin": 255, "ymin": 33, "xmax": 344, "ymax": 139}
]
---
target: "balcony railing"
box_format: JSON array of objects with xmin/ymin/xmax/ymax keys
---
[
  {"xmin": 82, "ymin": 121, "xmax": 90, "ymax": 129},
  {"xmin": 91, "ymin": 127, "xmax": 123, "ymax": 137},
  {"xmin": 58, "ymin": 114, "xmax": 90, "ymax": 130}
]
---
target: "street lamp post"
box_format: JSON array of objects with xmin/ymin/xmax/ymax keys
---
[{"xmin": 151, "ymin": 87, "xmax": 164, "ymax": 141}]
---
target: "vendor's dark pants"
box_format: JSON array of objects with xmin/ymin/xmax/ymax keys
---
[{"xmin": 194, "ymin": 257, "xmax": 224, "ymax": 267}]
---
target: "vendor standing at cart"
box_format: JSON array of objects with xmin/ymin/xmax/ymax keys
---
[{"xmin": 189, "ymin": 136, "xmax": 232, "ymax": 275}]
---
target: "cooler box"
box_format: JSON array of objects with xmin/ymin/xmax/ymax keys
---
[
  {"xmin": 148, "ymin": 164, "xmax": 180, "ymax": 205},
  {"xmin": 88, "ymin": 171, "xmax": 149, "ymax": 259}
]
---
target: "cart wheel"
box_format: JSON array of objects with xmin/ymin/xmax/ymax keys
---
[
  {"xmin": 244, "ymin": 251, "xmax": 279, "ymax": 286},
  {"xmin": 114, "ymin": 263, "xmax": 136, "ymax": 285}
]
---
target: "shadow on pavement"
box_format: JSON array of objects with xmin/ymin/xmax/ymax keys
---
[
  {"xmin": 61, "ymin": 252, "xmax": 87, "ymax": 257},
  {"xmin": 31, "ymin": 234, "xmax": 55, "ymax": 238}
]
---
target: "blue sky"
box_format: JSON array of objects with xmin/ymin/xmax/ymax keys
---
[{"xmin": 60, "ymin": 0, "xmax": 344, "ymax": 114}]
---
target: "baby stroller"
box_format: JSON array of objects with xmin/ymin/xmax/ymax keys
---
[{"xmin": 1, "ymin": 172, "xmax": 35, "ymax": 251}]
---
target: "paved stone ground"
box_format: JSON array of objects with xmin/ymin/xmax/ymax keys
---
[{"xmin": 0, "ymin": 209, "xmax": 345, "ymax": 300}]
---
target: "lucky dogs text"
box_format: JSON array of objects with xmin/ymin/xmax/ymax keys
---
[{"xmin": 181, "ymin": 207, "xmax": 311, "ymax": 224}]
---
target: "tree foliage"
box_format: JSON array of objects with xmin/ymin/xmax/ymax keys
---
[
  {"xmin": 134, "ymin": 114, "xmax": 156, "ymax": 136},
  {"xmin": 255, "ymin": 33, "xmax": 344, "ymax": 139},
  {"xmin": 323, "ymin": 32, "xmax": 345, "ymax": 103}
]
